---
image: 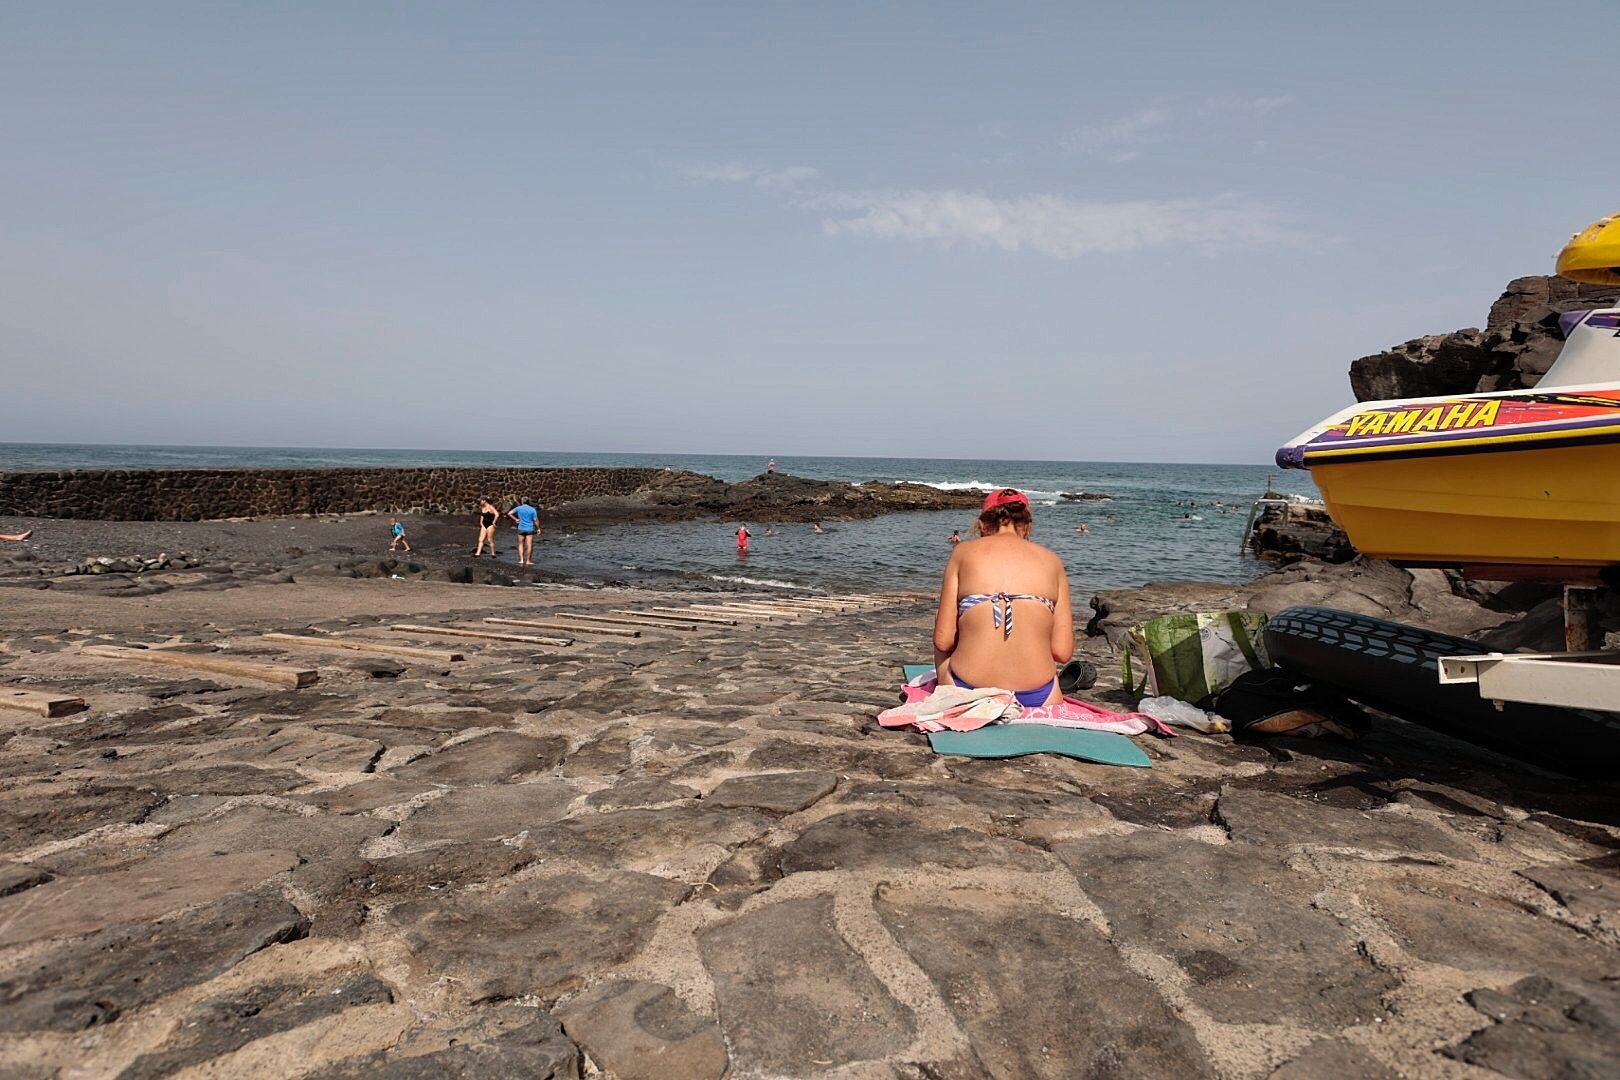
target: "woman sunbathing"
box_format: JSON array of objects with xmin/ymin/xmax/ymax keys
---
[{"xmin": 932, "ymin": 489, "xmax": 1074, "ymax": 707}]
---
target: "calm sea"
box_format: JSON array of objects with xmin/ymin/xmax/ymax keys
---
[{"xmin": 0, "ymin": 444, "xmax": 1321, "ymax": 596}]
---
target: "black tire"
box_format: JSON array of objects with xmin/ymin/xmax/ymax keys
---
[{"xmin": 1264, "ymin": 606, "xmax": 1620, "ymax": 777}]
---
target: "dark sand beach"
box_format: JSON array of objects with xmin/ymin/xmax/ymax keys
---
[{"xmin": 2, "ymin": 512, "xmax": 1617, "ymax": 1078}]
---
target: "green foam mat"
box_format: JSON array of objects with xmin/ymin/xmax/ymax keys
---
[
  {"xmin": 928, "ymin": 725, "xmax": 1151, "ymax": 768},
  {"xmin": 902, "ymin": 664, "xmax": 935, "ymax": 683}
]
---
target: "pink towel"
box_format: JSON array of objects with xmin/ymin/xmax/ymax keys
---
[{"xmin": 884, "ymin": 676, "xmax": 1175, "ymax": 737}]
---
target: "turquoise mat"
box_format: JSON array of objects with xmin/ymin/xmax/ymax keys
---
[
  {"xmin": 928, "ymin": 725, "xmax": 1152, "ymax": 768},
  {"xmin": 902, "ymin": 664, "xmax": 935, "ymax": 683}
]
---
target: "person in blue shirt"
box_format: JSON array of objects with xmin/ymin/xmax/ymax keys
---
[
  {"xmin": 508, "ymin": 499, "xmax": 541, "ymax": 566},
  {"xmin": 388, "ymin": 517, "xmax": 410, "ymax": 553}
]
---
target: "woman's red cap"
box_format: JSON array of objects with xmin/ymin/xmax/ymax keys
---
[{"xmin": 981, "ymin": 488, "xmax": 1030, "ymax": 512}]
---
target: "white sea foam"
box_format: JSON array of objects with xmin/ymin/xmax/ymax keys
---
[
  {"xmin": 886, "ymin": 479, "xmax": 997, "ymax": 492},
  {"xmin": 707, "ymin": 574, "xmax": 813, "ymax": 591},
  {"xmin": 880, "ymin": 479, "xmax": 1074, "ymax": 503}
]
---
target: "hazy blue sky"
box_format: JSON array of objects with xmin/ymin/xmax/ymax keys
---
[{"xmin": 4, "ymin": 2, "xmax": 1615, "ymax": 463}]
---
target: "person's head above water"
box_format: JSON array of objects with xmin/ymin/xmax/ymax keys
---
[{"xmin": 978, "ymin": 488, "xmax": 1033, "ymax": 538}]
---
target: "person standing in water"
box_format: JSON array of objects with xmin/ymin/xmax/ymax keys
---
[
  {"xmin": 474, "ymin": 498, "xmax": 500, "ymax": 557},
  {"xmin": 812, "ymin": 521, "xmax": 823, "ymax": 534},
  {"xmin": 736, "ymin": 523, "xmax": 751, "ymax": 554},
  {"xmin": 948, "ymin": 530, "xmax": 961, "ymax": 545},
  {"xmin": 509, "ymin": 498, "xmax": 541, "ymax": 566}
]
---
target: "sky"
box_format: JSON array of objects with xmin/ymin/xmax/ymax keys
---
[{"xmin": 3, "ymin": 2, "xmax": 1617, "ymax": 464}]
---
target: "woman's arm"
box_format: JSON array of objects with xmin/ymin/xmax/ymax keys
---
[
  {"xmin": 1049, "ymin": 558, "xmax": 1075, "ymax": 663},
  {"xmin": 932, "ymin": 549, "xmax": 961, "ymax": 667}
]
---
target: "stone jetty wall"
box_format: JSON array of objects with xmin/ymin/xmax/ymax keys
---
[{"xmin": 0, "ymin": 467, "xmax": 694, "ymax": 521}]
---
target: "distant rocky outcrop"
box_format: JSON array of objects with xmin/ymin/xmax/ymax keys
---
[
  {"xmin": 1349, "ymin": 275, "xmax": 1619, "ymax": 402},
  {"xmin": 566, "ymin": 472, "xmax": 983, "ymax": 524},
  {"xmin": 1248, "ymin": 500, "xmax": 1354, "ymax": 565}
]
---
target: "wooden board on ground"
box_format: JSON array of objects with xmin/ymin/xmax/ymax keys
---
[
  {"xmin": 698, "ymin": 600, "xmax": 812, "ymax": 613},
  {"xmin": 633, "ymin": 609, "xmax": 744, "ymax": 625},
  {"xmin": 688, "ymin": 605, "xmax": 802, "ymax": 620},
  {"xmin": 261, "ymin": 633, "xmax": 466, "ymax": 663},
  {"xmin": 484, "ymin": 617, "xmax": 640, "ymax": 639},
  {"xmin": 768, "ymin": 599, "xmax": 848, "ymax": 612},
  {"xmin": 0, "ymin": 687, "xmax": 88, "ymax": 718},
  {"xmin": 390, "ymin": 624, "xmax": 572, "ymax": 647},
  {"xmin": 557, "ymin": 612, "xmax": 704, "ymax": 633},
  {"xmin": 82, "ymin": 645, "xmax": 319, "ymax": 689}
]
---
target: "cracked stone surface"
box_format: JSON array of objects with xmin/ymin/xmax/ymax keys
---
[
  {"xmin": 875, "ymin": 883, "xmax": 1211, "ymax": 1078},
  {"xmin": 707, "ymin": 770, "xmax": 838, "ymax": 813},
  {"xmin": 1, "ymin": 574, "xmax": 1617, "ymax": 1077},
  {"xmin": 700, "ymin": 895, "xmax": 916, "ymax": 1073},
  {"xmin": 390, "ymin": 870, "xmax": 690, "ymax": 1002},
  {"xmin": 556, "ymin": 980, "xmax": 727, "ymax": 1080},
  {"xmin": 1054, "ymin": 832, "xmax": 1397, "ymax": 1028},
  {"xmin": 1443, "ymin": 974, "xmax": 1620, "ymax": 1079}
]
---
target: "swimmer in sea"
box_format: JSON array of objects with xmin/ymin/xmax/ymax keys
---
[
  {"xmin": 766, "ymin": 527, "xmax": 777, "ymax": 537},
  {"xmin": 1075, "ymin": 523, "xmax": 1089, "ymax": 534},
  {"xmin": 812, "ymin": 522, "xmax": 823, "ymax": 534},
  {"xmin": 948, "ymin": 530, "xmax": 961, "ymax": 545}
]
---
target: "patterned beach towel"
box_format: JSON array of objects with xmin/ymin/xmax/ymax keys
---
[{"xmin": 882, "ymin": 675, "xmax": 1173, "ymax": 736}]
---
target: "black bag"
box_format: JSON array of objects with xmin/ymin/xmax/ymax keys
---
[{"xmin": 1216, "ymin": 668, "xmax": 1370, "ymax": 736}]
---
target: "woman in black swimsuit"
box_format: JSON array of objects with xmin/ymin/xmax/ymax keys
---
[{"xmin": 475, "ymin": 498, "xmax": 500, "ymax": 557}]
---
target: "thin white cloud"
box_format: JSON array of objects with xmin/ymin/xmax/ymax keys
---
[
  {"xmin": 818, "ymin": 190, "xmax": 1301, "ymax": 259},
  {"xmin": 1198, "ymin": 94, "xmax": 1294, "ymax": 117},
  {"xmin": 679, "ymin": 161, "xmax": 819, "ymax": 191},
  {"xmin": 1061, "ymin": 107, "xmax": 1171, "ymax": 156}
]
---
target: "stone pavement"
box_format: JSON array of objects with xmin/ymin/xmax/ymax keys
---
[{"xmin": 1, "ymin": 583, "xmax": 1617, "ymax": 1078}]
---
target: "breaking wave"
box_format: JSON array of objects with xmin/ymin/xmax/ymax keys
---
[{"xmin": 706, "ymin": 574, "xmax": 814, "ymax": 591}]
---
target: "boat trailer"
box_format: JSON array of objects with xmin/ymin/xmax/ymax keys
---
[{"xmin": 1438, "ymin": 586, "xmax": 1620, "ymax": 711}]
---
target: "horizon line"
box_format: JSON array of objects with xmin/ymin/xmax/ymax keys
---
[{"xmin": 0, "ymin": 440, "xmax": 1286, "ymax": 473}]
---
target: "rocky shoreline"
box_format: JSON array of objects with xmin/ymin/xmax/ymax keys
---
[{"xmin": 1350, "ymin": 274, "xmax": 1619, "ymax": 401}]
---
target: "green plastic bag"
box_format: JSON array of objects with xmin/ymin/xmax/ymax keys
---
[{"xmin": 1122, "ymin": 611, "xmax": 1269, "ymax": 708}]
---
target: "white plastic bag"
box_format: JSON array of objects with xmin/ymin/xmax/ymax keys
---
[{"xmin": 1138, "ymin": 695, "xmax": 1231, "ymax": 734}]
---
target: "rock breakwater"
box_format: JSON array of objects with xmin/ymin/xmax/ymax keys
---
[{"xmin": 0, "ymin": 467, "xmax": 982, "ymax": 523}]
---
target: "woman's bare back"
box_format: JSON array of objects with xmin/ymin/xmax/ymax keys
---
[{"xmin": 934, "ymin": 533, "xmax": 1074, "ymax": 698}]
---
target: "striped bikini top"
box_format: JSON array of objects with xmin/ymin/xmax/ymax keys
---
[{"xmin": 957, "ymin": 592, "xmax": 1057, "ymax": 640}]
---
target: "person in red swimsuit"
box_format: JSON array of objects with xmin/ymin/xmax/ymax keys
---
[{"xmin": 736, "ymin": 523, "xmax": 751, "ymax": 554}]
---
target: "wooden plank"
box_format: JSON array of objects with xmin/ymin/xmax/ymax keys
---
[
  {"xmin": 390, "ymin": 624, "xmax": 572, "ymax": 647},
  {"xmin": 485, "ymin": 617, "xmax": 640, "ymax": 639},
  {"xmin": 82, "ymin": 645, "xmax": 319, "ymax": 689},
  {"xmin": 688, "ymin": 604, "xmax": 801, "ymax": 620},
  {"xmin": 766, "ymin": 599, "xmax": 848, "ymax": 612},
  {"xmin": 633, "ymin": 609, "xmax": 744, "ymax": 625},
  {"xmin": 698, "ymin": 599, "xmax": 813, "ymax": 612},
  {"xmin": 261, "ymin": 633, "xmax": 465, "ymax": 663},
  {"xmin": 0, "ymin": 687, "xmax": 88, "ymax": 718},
  {"xmin": 556, "ymin": 611, "xmax": 704, "ymax": 633}
]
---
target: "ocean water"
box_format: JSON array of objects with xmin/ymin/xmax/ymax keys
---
[{"xmin": 0, "ymin": 444, "xmax": 1321, "ymax": 595}]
